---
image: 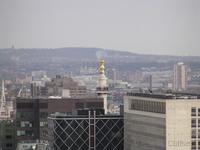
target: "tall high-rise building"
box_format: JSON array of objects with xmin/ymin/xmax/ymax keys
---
[
  {"xmin": 107, "ymin": 68, "xmax": 119, "ymax": 81},
  {"xmin": 96, "ymin": 60, "xmax": 108, "ymax": 114},
  {"xmin": 124, "ymin": 92, "xmax": 200, "ymax": 150},
  {"xmin": 173, "ymin": 62, "xmax": 187, "ymax": 91}
]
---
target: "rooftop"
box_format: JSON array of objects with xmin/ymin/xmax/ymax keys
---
[
  {"xmin": 126, "ymin": 92, "xmax": 200, "ymax": 99},
  {"xmin": 48, "ymin": 115, "xmax": 124, "ymax": 120}
]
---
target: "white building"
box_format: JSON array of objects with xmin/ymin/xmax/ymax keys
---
[
  {"xmin": 0, "ymin": 79, "xmax": 13, "ymax": 118},
  {"xmin": 124, "ymin": 92, "xmax": 200, "ymax": 150},
  {"xmin": 173, "ymin": 62, "xmax": 187, "ymax": 91},
  {"xmin": 96, "ymin": 60, "xmax": 108, "ymax": 114}
]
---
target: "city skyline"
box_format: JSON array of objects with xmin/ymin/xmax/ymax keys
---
[{"xmin": 0, "ymin": 0, "xmax": 200, "ymax": 56}]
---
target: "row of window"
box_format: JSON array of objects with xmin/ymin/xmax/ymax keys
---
[
  {"xmin": 17, "ymin": 103, "xmax": 48, "ymax": 109},
  {"xmin": 17, "ymin": 103, "xmax": 33, "ymax": 109},
  {"xmin": 50, "ymin": 112, "xmax": 72, "ymax": 117},
  {"xmin": 17, "ymin": 130, "xmax": 34, "ymax": 136},
  {"xmin": 129, "ymin": 99, "xmax": 166, "ymax": 114},
  {"xmin": 16, "ymin": 121, "xmax": 33, "ymax": 128},
  {"xmin": 75, "ymin": 102, "xmax": 103, "ymax": 109},
  {"xmin": 16, "ymin": 112, "xmax": 34, "ymax": 118}
]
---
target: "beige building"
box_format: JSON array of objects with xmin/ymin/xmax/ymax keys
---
[
  {"xmin": 173, "ymin": 62, "xmax": 187, "ymax": 91},
  {"xmin": 43, "ymin": 75, "xmax": 87, "ymax": 97},
  {"xmin": 124, "ymin": 92, "xmax": 200, "ymax": 150}
]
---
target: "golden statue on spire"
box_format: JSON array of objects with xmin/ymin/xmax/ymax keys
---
[{"xmin": 100, "ymin": 60, "xmax": 105, "ymax": 74}]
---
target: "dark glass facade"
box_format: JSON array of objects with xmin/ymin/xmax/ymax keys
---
[{"xmin": 48, "ymin": 113, "xmax": 124, "ymax": 150}]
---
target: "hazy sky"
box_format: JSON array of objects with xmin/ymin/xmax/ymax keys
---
[{"xmin": 0, "ymin": 0, "xmax": 200, "ymax": 56}]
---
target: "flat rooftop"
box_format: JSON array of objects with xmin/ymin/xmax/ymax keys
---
[{"xmin": 126, "ymin": 92, "xmax": 200, "ymax": 99}]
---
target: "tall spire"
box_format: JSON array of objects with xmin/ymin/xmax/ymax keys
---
[
  {"xmin": 96, "ymin": 60, "xmax": 108, "ymax": 114},
  {"xmin": 0, "ymin": 78, "xmax": 8, "ymax": 117}
]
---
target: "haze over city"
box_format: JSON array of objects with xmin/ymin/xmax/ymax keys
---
[{"xmin": 0, "ymin": 0, "xmax": 200, "ymax": 56}]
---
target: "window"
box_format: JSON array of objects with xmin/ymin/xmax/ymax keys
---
[
  {"xmin": 17, "ymin": 130, "xmax": 25, "ymax": 136},
  {"xmin": 87, "ymin": 102, "xmax": 103, "ymax": 108},
  {"xmin": 17, "ymin": 130, "xmax": 34, "ymax": 136},
  {"xmin": 5, "ymin": 135, "xmax": 12, "ymax": 139},
  {"xmin": 198, "ymin": 119, "xmax": 200, "ymax": 128},
  {"xmin": 17, "ymin": 112, "xmax": 34, "ymax": 118},
  {"xmin": 20, "ymin": 121, "xmax": 33, "ymax": 127},
  {"xmin": 129, "ymin": 99, "xmax": 166, "ymax": 114},
  {"xmin": 40, "ymin": 122, "xmax": 48, "ymax": 127},
  {"xmin": 26, "ymin": 131, "xmax": 34, "ymax": 136},
  {"xmin": 191, "ymin": 141, "xmax": 196, "ymax": 149},
  {"xmin": 198, "ymin": 108, "xmax": 200, "ymax": 116},
  {"xmin": 192, "ymin": 119, "xmax": 196, "ymax": 128},
  {"xmin": 40, "ymin": 131, "xmax": 48, "ymax": 136},
  {"xmin": 192, "ymin": 107, "xmax": 196, "ymax": 116},
  {"xmin": 6, "ymin": 143, "xmax": 12, "ymax": 148},
  {"xmin": 40, "ymin": 112, "xmax": 48, "ymax": 118},
  {"xmin": 192, "ymin": 129, "xmax": 196, "ymax": 138},
  {"xmin": 198, "ymin": 130, "xmax": 200, "ymax": 139},
  {"xmin": 5, "ymin": 129, "xmax": 12, "ymax": 134}
]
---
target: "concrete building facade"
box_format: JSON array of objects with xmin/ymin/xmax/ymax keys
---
[{"xmin": 124, "ymin": 92, "xmax": 200, "ymax": 150}]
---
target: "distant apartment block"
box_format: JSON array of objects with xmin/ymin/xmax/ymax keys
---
[
  {"xmin": 124, "ymin": 92, "xmax": 200, "ymax": 150},
  {"xmin": 173, "ymin": 62, "xmax": 187, "ymax": 91},
  {"xmin": 107, "ymin": 68, "xmax": 119, "ymax": 81}
]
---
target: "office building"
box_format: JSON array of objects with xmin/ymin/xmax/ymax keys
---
[
  {"xmin": 124, "ymin": 92, "xmax": 200, "ymax": 150},
  {"xmin": 15, "ymin": 97, "xmax": 103, "ymax": 143},
  {"xmin": 48, "ymin": 109, "xmax": 124, "ymax": 150},
  {"xmin": 173, "ymin": 62, "xmax": 187, "ymax": 91}
]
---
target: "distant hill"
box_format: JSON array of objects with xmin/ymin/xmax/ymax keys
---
[
  {"xmin": 1, "ymin": 47, "xmax": 200, "ymax": 73},
  {"xmin": 0, "ymin": 47, "xmax": 200, "ymax": 63}
]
